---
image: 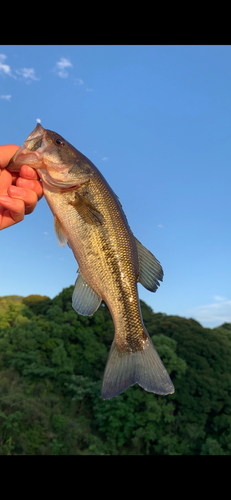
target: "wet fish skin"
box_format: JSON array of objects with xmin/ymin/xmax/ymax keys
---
[{"xmin": 7, "ymin": 124, "xmax": 174, "ymax": 399}]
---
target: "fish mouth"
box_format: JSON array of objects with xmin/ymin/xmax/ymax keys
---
[
  {"xmin": 7, "ymin": 123, "xmax": 45, "ymax": 172},
  {"xmin": 24, "ymin": 123, "xmax": 45, "ymax": 151},
  {"xmin": 7, "ymin": 123, "xmax": 84, "ymax": 192}
]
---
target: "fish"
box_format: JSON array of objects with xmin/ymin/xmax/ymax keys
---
[{"xmin": 7, "ymin": 123, "xmax": 174, "ymax": 399}]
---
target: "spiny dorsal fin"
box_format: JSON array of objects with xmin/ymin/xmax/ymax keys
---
[{"xmin": 135, "ymin": 237, "xmax": 163, "ymax": 292}]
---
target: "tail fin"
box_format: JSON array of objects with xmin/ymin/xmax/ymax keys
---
[{"xmin": 101, "ymin": 332, "xmax": 175, "ymax": 399}]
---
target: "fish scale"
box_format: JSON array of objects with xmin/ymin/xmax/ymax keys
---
[{"xmin": 7, "ymin": 123, "xmax": 174, "ymax": 399}]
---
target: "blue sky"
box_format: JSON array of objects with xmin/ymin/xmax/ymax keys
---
[{"xmin": 0, "ymin": 45, "xmax": 230, "ymax": 328}]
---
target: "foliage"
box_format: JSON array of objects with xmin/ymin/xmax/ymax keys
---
[
  {"xmin": 0, "ymin": 295, "xmax": 23, "ymax": 315},
  {"xmin": 0, "ymin": 287, "xmax": 231, "ymax": 454}
]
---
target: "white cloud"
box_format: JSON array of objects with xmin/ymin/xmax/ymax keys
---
[
  {"xmin": 36, "ymin": 118, "xmax": 41, "ymax": 123},
  {"xmin": 15, "ymin": 67, "xmax": 39, "ymax": 83},
  {"xmin": 213, "ymin": 295, "xmax": 226, "ymax": 302},
  {"xmin": 75, "ymin": 78, "xmax": 84, "ymax": 85},
  {"xmin": 0, "ymin": 54, "xmax": 14, "ymax": 78},
  {"xmin": 86, "ymin": 88, "xmax": 94, "ymax": 92},
  {"xmin": 55, "ymin": 57, "xmax": 73, "ymax": 78},
  {"xmin": 0, "ymin": 94, "xmax": 11, "ymax": 101},
  {"xmin": 101, "ymin": 157, "xmax": 108, "ymax": 161},
  {"xmin": 158, "ymin": 224, "xmax": 163, "ymax": 228},
  {"xmin": 188, "ymin": 296, "xmax": 231, "ymax": 327},
  {"xmin": 0, "ymin": 55, "xmax": 39, "ymax": 83}
]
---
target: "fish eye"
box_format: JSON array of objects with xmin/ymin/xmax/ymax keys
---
[{"xmin": 55, "ymin": 138, "xmax": 65, "ymax": 146}]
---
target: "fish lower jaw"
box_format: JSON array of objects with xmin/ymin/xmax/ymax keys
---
[
  {"xmin": 13, "ymin": 149, "xmax": 41, "ymax": 168},
  {"xmin": 40, "ymin": 174, "xmax": 81, "ymax": 190}
]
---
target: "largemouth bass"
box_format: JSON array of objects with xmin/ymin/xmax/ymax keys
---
[{"xmin": 7, "ymin": 124, "xmax": 174, "ymax": 399}]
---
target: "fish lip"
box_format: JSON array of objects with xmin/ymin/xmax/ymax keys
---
[
  {"xmin": 7, "ymin": 123, "xmax": 45, "ymax": 171},
  {"xmin": 25, "ymin": 123, "xmax": 45, "ymax": 142},
  {"xmin": 23, "ymin": 123, "xmax": 45, "ymax": 152},
  {"xmin": 7, "ymin": 146, "xmax": 40, "ymax": 171}
]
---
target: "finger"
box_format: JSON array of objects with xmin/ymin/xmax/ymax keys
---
[
  {"xmin": 11, "ymin": 173, "xmax": 20, "ymax": 185},
  {"xmin": 0, "ymin": 145, "xmax": 20, "ymax": 169},
  {"xmin": 16, "ymin": 177, "xmax": 43, "ymax": 201},
  {"xmin": 0, "ymin": 195, "xmax": 25, "ymax": 227},
  {"xmin": 0, "ymin": 207, "xmax": 23, "ymax": 229},
  {"xmin": 20, "ymin": 164, "xmax": 41, "ymax": 181},
  {"xmin": 7, "ymin": 185, "xmax": 39, "ymax": 215},
  {"xmin": 0, "ymin": 169, "xmax": 14, "ymax": 193}
]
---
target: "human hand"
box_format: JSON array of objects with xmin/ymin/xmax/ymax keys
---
[{"xmin": 0, "ymin": 145, "xmax": 43, "ymax": 230}]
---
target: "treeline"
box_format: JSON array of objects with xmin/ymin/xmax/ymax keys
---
[{"xmin": 0, "ymin": 286, "xmax": 231, "ymax": 455}]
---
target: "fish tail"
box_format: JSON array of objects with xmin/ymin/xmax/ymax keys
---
[{"xmin": 101, "ymin": 329, "xmax": 175, "ymax": 399}]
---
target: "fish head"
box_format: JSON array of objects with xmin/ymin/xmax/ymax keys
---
[{"xmin": 7, "ymin": 123, "xmax": 92, "ymax": 189}]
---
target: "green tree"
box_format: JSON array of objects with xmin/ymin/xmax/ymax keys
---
[
  {"xmin": 22, "ymin": 295, "xmax": 52, "ymax": 316},
  {"xmin": 1, "ymin": 285, "xmax": 231, "ymax": 455}
]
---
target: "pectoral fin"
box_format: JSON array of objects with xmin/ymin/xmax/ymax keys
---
[
  {"xmin": 70, "ymin": 192, "xmax": 104, "ymax": 226},
  {"xmin": 135, "ymin": 237, "xmax": 163, "ymax": 292},
  {"xmin": 72, "ymin": 271, "xmax": 102, "ymax": 316},
  {"xmin": 54, "ymin": 216, "xmax": 67, "ymax": 247}
]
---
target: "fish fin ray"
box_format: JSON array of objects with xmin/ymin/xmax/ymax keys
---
[
  {"xmin": 54, "ymin": 216, "xmax": 67, "ymax": 247},
  {"xmin": 101, "ymin": 331, "xmax": 174, "ymax": 399},
  {"xmin": 70, "ymin": 193, "xmax": 104, "ymax": 226},
  {"xmin": 72, "ymin": 271, "xmax": 101, "ymax": 316},
  {"xmin": 135, "ymin": 237, "xmax": 163, "ymax": 292}
]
